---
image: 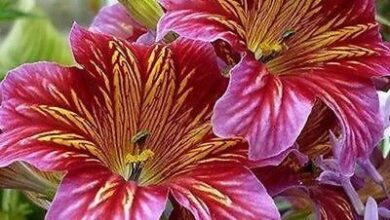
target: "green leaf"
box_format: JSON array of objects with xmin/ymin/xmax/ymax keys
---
[{"xmin": 0, "ymin": 9, "xmax": 73, "ymax": 78}]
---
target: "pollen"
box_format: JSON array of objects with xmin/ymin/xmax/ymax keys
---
[
  {"xmin": 125, "ymin": 149, "xmax": 155, "ymax": 164},
  {"xmin": 253, "ymin": 29, "xmax": 296, "ymax": 63},
  {"xmin": 254, "ymin": 42, "xmax": 284, "ymax": 61}
]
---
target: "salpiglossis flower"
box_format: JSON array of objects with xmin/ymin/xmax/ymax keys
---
[
  {"xmin": 0, "ymin": 24, "xmax": 279, "ymax": 219},
  {"xmin": 254, "ymin": 101, "xmax": 390, "ymax": 219},
  {"xmin": 157, "ymin": 0, "xmax": 390, "ymax": 175}
]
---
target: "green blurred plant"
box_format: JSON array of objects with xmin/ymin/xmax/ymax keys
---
[
  {"xmin": 377, "ymin": 0, "xmax": 390, "ymax": 40},
  {"xmin": 0, "ymin": 0, "xmax": 38, "ymax": 21},
  {"xmin": 0, "ymin": 190, "xmax": 32, "ymax": 220},
  {"xmin": 0, "ymin": 0, "xmax": 73, "ymax": 78},
  {"xmin": 119, "ymin": 0, "xmax": 163, "ymax": 30}
]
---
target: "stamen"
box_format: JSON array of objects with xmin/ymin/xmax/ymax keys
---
[
  {"xmin": 131, "ymin": 130, "xmax": 150, "ymax": 145},
  {"xmin": 125, "ymin": 149, "xmax": 154, "ymax": 182},
  {"xmin": 125, "ymin": 149, "xmax": 155, "ymax": 164},
  {"xmin": 282, "ymin": 29, "xmax": 296, "ymax": 41}
]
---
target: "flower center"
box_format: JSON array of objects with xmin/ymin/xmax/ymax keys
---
[
  {"xmin": 254, "ymin": 42, "xmax": 284, "ymax": 63},
  {"xmin": 123, "ymin": 130, "xmax": 154, "ymax": 181},
  {"xmin": 125, "ymin": 149, "xmax": 154, "ymax": 181},
  {"xmin": 253, "ymin": 29, "xmax": 296, "ymax": 64}
]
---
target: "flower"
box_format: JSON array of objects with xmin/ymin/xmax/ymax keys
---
[
  {"xmin": 253, "ymin": 101, "xmax": 390, "ymax": 219},
  {"xmin": 0, "ymin": 25, "xmax": 279, "ymax": 219},
  {"xmin": 157, "ymin": 0, "xmax": 390, "ymax": 174}
]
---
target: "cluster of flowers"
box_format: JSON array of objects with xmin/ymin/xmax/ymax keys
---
[{"xmin": 0, "ymin": 0, "xmax": 390, "ymax": 219}]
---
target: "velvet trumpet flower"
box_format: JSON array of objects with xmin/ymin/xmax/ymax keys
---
[
  {"xmin": 0, "ymin": 24, "xmax": 279, "ymax": 220},
  {"xmin": 157, "ymin": 0, "xmax": 390, "ymax": 174}
]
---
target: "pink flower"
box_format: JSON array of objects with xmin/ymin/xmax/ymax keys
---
[
  {"xmin": 0, "ymin": 24, "xmax": 279, "ymax": 220},
  {"xmin": 157, "ymin": 0, "xmax": 390, "ymax": 175}
]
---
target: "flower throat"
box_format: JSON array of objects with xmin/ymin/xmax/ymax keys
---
[
  {"xmin": 124, "ymin": 131, "xmax": 154, "ymax": 181},
  {"xmin": 253, "ymin": 29, "xmax": 296, "ymax": 64}
]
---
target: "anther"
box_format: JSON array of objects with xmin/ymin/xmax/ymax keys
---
[
  {"xmin": 131, "ymin": 130, "xmax": 150, "ymax": 145},
  {"xmin": 282, "ymin": 29, "xmax": 296, "ymax": 41}
]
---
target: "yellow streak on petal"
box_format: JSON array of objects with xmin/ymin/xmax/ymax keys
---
[
  {"xmin": 89, "ymin": 180, "xmax": 120, "ymax": 209},
  {"xmin": 122, "ymin": 187, "xmax": 135, "ymax": 220},
  {"xmin": 31, "ymin": 131, "xmax": 101, "ymax": 156},
  {"xmin": 194, "ymin": 182, "xmax": 232, "ymax": 207}
]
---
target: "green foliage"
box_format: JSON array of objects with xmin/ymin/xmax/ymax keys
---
[
  {"xmin": 119, "ymin": 0, "xmax": 163, "ymax": 29},
  {"xmin": 0, "ymin": 0, "xmax": 73, "ymax": 78},
  {"xmin": 0, "ymin": 190, "xmax": 32, "ymax": 220},
  {"xmin": 0, "ymin": 0, "xmax": 37, "ymax": 21},
  {"xmin": 377, "ymin": 0, "xmax": 390, "ymax": 40}
]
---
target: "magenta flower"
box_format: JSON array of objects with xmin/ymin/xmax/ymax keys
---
[
  {"xmin": 157, "ymin": 0, "xmax": 390, "ymax": 175},
  {"xmin": 0, "ymin": 24, "xmax": 279, "ymax": 219},
  {"xmin": 253, "ymin": 102, "xmax": 390, "ymax": 219}
]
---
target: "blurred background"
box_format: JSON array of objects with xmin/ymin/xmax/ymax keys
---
[{"xmin": 0, "ymin": 0, "xmax": 388, "ymax": 219}]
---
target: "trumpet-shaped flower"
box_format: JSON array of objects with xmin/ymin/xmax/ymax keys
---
[
  {"xmin": 254, "ymin": 101, "xmax": 390, "ymax": 219},
  {"xmin": 0, "ymin": 25, "xmax": 279, "ymax": 220},
  {"xmin": 158, "ymin": 0, "xmax": 390, "ymax": 174}
]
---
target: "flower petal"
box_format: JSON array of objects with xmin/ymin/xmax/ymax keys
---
[
  {"xmin": 253, "ymin": 165, "xmax": 301, "ymax": 197},
  {"xmin": 24, "ymin": 191, "xmax": 52, "ymax": 209},
  {"xmin": 291, "ymin": 72, "xmax": 383, "ymax": 175},
  {"xmin": 212, "ymin": 55, "xmax": 315, "ymax": 161},
  {"xmin": 157, "ymin": 0, "xmax": 246, "ymax": 50},
  {"xmin": 310, "ymin": 184, "xmax": 357, "ymax": 220},
  {"xmin": 364, "ymin": 197, "xmax": 379, "ymax": 220},
  {"xmin": 90, "ymin": 3, "xmax": 147, "ymax": 42},
  {"xmin": 169, "ymin": 200, "xmax": 195, "ymax": 220},
  {"xmin": 296, "ymin": 102, "xmax": 337, "ymax": 159},
  {"xmin": 46, "ymin": 165, "xmax": 168, "ymax": 220},
  {"xmin": 158, "ymin": 0, "xmax": 390, "ymax": 76},
  {"xmin": 0, "ymin": 62, "xmax": 102, "ymax": 170},
  {"xmin": 168, "ymin": 162, "xmax": 280, "ymax": 220}
]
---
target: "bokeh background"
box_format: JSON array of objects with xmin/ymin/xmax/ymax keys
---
[{"xmin": 0, "ymin": 0, "xmax": 388, "ymax": 219}]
